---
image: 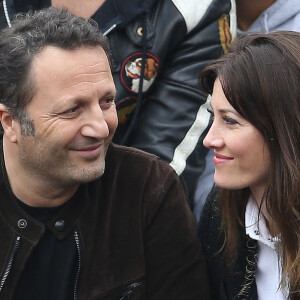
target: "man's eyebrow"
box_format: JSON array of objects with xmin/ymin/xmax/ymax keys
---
[
  {"xmin": 65, "ymin": 89, "xmax": 116, "ymax": 102},
  {"xmin": 102, "ymin": 90, "xmax": 116, "ymax": 97}
]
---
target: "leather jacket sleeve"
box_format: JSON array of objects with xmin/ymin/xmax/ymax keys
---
[{"xmin": 143, "ymin": 162, "xmax": 211, "ymax": 299}]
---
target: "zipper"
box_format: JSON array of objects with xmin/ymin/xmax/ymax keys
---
[
  {"xmin": 103, "ymin": 24, "xmax": 117, "ymax": 36},
  {"xmin": 2, "ymin": 0, "xmax": 12, "ymax": 28},
  {"xmin": 120, "ymin": 281, "xmax": 143, "ymax": 300},
  {"xmin": 73, "ymin": 230, "xmax": 82, "ymax": 300},
  {"xmin": 0, "ymin": 236, "xmax": 21, "ymax": 292}
]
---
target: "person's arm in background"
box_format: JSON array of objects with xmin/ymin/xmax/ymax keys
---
[{"xmin": 122, "ymin": 0, "xmax": 237, "ymax": 206}]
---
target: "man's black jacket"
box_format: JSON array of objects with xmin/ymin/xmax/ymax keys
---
[{"xmin": 0, "ymin": 138, "xmax": 211, "ymax": 299}]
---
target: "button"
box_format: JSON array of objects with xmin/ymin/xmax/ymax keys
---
[
  {"xmin": 17, "ymin": 219, "xmax": 27, "ymax": 229},
  {"xmin": 254, "ymin": 230, "xmax": 260, "ymax": 235},
  {"xmin": 55, "ymin": 220, "xmax": 66, "ymax": 232},
  {"xmin": 137, "ymin": 26, "xmax": 143, "ymax": 36}
]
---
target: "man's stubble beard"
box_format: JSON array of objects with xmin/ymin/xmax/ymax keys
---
[{"xmin": 17, "ymin": 133, "xmax": 108, "ymax": 188}]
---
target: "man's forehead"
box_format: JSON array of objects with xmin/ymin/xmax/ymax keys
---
[
  {"xmin": 31, "ymin": 45, "xmax": 113, "ymax": 86},
  {"xmin": 26, "ymin": 45, "xmax": 115, "ymax": 110},
  {"xmin": 33, "ymin": 45, "xmax": 109, "ymax": 67}
]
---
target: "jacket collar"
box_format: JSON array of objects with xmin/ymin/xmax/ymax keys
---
[
  {"xmin": 11, "ymin": 0, "xmax": 47, "ymax": 12},
  {"xmin": 4, "ymin": 0, "xmax": 50, "ymax": 27},
  {"xmin": 5, "ymin": 0, "xmax": 158, "ymax": 34},
  {"xmin": 88, "ymin": 0, "xmax": 159, "ymax": 34}
]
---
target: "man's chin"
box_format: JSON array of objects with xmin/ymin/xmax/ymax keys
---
[
  {"xmin": 70, "ymin": 171, "xmax": 104, "ymax": 185},
  {"xmin": 64, "ymin": 158, "xmax": 106, "ymax": 185},
  {"xmin": 82, "ymin": 164, "xmax": 105, "ymax": 183}
]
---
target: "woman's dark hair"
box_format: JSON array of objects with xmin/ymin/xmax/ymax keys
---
[
  {"xmin": 0, "ymin": 7, "xmax": 110, "ymax": 134},
  {"xmin": 200, "ymin": 31, "xmax": 300, "ymax": 297}
]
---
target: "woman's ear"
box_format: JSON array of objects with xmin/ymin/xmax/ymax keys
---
[{"xmin": 0, "ymin": 104, "xmax": 18, "ymax": 143}]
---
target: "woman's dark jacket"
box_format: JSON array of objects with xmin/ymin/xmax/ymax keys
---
[
  {"xmin": 0, "ymin": 0, "xmax": 235, "ymax": 205},
  {"xmin": 198, "ymin": 190, "xmax": 259, "ymax": 300}
]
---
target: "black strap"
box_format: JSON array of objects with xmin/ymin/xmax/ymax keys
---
[{"xmin": 121, "ymin": 11, "xmax": 148, "ymax": 145}]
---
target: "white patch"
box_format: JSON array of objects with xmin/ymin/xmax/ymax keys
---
[
  {"xmin": 171, "ymin": 0, "xmax": 214, "ymax": 33},
  {"xmin": 131, "ymin": 77, "xmax": 154, "ymax": 93},
  {"xmin": 170, "ymin": 95, "xmax": 211, "ymax": 175}
]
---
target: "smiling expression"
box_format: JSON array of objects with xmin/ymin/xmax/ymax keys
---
[
  {"xmin": 14, "ymin": 45, "xmax": 118, "ymax": 188},
  {"xmin": 203, "ymin": 78, "xmax": 271, "ymax": 195}
]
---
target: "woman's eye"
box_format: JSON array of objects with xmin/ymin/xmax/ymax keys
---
[
  {"xmin": 223, "ymin": 115, "xmax": 237, "ymax": 125},
  {"xmin": 207, "ymin": 108, "xmax": 215, "ymax": 121}
]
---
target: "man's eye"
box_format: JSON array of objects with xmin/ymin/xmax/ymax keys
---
[
  {"xmin": 223, "ymin": 115, "xmax": 237, "ymax": 125},
  {"xmin": 63, "ymin": 107, "xmax": 79, "ymax": 115},
  {"xmin": 101, "ymin": 97, "xmax": 115, "ymax": 108}
]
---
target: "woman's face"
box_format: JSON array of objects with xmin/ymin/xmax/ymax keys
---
[{"xmin": 203, "ymin": 78, "xmax": 271, "ymax": 196}]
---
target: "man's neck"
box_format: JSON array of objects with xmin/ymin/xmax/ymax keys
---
[
  {"xmin": 51, "ymin": 0, "xmax": 106, "ymax": 18},
  {"xmin": 3, "ymin": 136, "xmax": 78, "ymax": 207},
  {"xmin": 236, "ymin": 0, "xmax": 276, "ymax": 31}
]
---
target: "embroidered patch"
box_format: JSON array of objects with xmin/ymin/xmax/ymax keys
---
[
  {"xmin": 116, "ymin": 97, "xmax": 137, "ymax": 125},
  {"xmin": 218, "ymin": 14, "xmax": 231, "ymax": 53},
  {"xmin": 121, "ymin": 52, "xmax": 159, "ymax": 94}
]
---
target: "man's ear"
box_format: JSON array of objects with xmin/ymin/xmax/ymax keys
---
[{"xmin": 0, "ymin": 104, "xmax": 18, "ymax": 143}]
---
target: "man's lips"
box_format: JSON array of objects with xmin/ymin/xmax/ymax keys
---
[
  {"xmin": 213, "ymin": 152, "xmax": 234, "ymax": 165},
  {"xmin": 72, "ymin": 143, "xmax": 104, "ymax": 158},
  {"xmin": 75, "ymin": 144, "xmax": 102, "ymax": 151}
]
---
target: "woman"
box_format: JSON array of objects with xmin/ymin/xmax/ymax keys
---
[{"xmin": 199, "ymin": 31, "xmax": 300, "ymax": 299}]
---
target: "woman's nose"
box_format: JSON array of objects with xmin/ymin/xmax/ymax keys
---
[{"xmin": 203, "ymin": 124, "xmax": 224, "ymax": 149}]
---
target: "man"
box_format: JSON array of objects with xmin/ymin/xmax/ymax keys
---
[
  {"xmin": 0, "ymin": 0, "xmax": 235, "ymax": 206},
  {"xmin": 0, "ymin": 8, "xmax": 210, "ymax": 299}
]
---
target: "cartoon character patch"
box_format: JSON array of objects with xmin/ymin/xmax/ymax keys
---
[{"xmin": 121, "ymin": 52, "xmax": 159, "ymax": 93}]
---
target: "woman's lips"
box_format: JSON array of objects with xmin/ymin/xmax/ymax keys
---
[{"xmin": 213, "ymin": 152, "xmax": 234, "ymax": 165}]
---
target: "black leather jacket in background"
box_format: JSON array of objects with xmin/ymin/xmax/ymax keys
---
[{"xmin": 0, "ymin": 0, "xmax": 236, "ymax": 205}]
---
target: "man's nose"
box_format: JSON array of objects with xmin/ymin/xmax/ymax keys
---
[
  {"xmin": 203, "ymin": 124, "xmax": 224, "ymax": 149},
  {"xmin": 80, "ymin": 106, "xmax": 110, "ymax": 139}
]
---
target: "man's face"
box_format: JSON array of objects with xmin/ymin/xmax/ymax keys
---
[{"xmin": 15, "ymin": 45, "xmax": 118, "ymax": 187}]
